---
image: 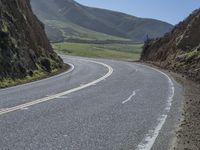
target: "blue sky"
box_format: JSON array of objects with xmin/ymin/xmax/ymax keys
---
[{"xmin": 75, "ymin": 0, "xmax": 200, "ymax": 25}]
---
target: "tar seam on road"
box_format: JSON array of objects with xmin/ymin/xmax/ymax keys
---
[
  {"xmin": 122, "ymin": 90, "xmax": 139, "ymax": 104},
  {"xmin": 135, "ymin": 64, "xmax": 175, "ymax": 150},
  {"xmin": 0, "ymin": 59, "xmax": 113, "ymax": 116}
]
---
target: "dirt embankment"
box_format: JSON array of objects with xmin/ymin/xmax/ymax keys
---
[
  {"xmin": 171, "ymin": 75, "xmax": 200, "ymax": 150},
  {"xmin": 141, "ymin": 9, "xmax": 200, "ymax": 83}
]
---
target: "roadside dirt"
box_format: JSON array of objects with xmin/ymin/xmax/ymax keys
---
[
  {"xmin": 139, "ymin": 62, "xmax": 200, "ymax": 150},
  {"xmin": 171, "ymin": 72, "xmax": 200, "ymax": 150}
]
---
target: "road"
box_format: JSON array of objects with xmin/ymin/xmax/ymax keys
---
[{"xmin": 0, "ymin": 56, "xmax": 182, "ymax": 150}]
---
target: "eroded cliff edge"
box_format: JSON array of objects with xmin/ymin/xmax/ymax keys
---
[
  {"xmin": 141, "ymin": 9, "xmax": 200, "ymax": 83},
  {"xmin": 0, "ymin": 0, "xmax": 63, "ymax": 81}
]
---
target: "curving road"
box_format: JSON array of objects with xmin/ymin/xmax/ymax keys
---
[{"xmin": 0, "ymin": 56, "xmax": 182, "ymax": 150}]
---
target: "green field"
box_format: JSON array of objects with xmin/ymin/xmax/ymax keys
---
[
  {"xmin": 52, "ymin": 42, "xmax": 143, "ymax": 60},
  {"xmin": 0, "ymin": 64, "xmax": 69, "ymax": 88},
  {"xmin": 45, "ymin": 20, "xmax": 130, "ymax": 41}
]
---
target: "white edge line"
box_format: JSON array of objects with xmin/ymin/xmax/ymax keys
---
[
  {"xmin": 135, "ymin": 64, "xmax": 175, "ymax": 150},
  {"xmin": 0, "ymin": 63, "xmax": 75, "ymax": 92},
  {"xmin": 0, "ymin": 59, "xmax": 113, "ymax": 115}
]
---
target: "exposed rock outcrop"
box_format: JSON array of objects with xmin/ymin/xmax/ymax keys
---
[
  {"xmin": 0, "ymin": 0, "xmax": 63, "ymax": 80},
  {"xmin": 141, "ymin": 9, "xmax": 200, "ymax": 82}
]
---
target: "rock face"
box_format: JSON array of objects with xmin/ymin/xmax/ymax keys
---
[
  {"xmin": 0, "ymin": 0, "xmax": 63, "ymax": 79},
  {"xmin": 141, "ymin": 9, "xmax": 200, "ymax": 82},
  {"xmin": 30, "ymin": 0, "xmax": 173, "ymax": 42}
]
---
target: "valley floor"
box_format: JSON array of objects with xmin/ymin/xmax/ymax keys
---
[{"xmin": 52, "ymin": 42, "xmax": 142, "ymax": 61}]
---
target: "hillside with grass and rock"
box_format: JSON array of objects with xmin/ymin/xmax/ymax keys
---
[
  {"xmin": 141, "ymin": 9, "xmax": 200, "ymax": 83},
  {"xmin": 30, "ymin": 0, "xmax": 173, "ymax": 43},
  {"xmin": 0, "ymin": 0, "xmax": 64, "ymax": 87}
]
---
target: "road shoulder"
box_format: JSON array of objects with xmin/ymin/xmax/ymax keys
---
[
  {"xmin": 170, "ymin": 72, "xmax": 200, "ymax": 150},
  {"xmin": 138, "ymin": 62, "xmax": 200, "ymax": 149}
]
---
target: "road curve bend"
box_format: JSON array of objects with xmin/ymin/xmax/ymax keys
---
[{"xmin": 0, "ymin": 56, "xmax": 182, "ymax": 150}]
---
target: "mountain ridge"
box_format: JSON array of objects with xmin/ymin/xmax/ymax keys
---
[{"xmin": 31, "ymin": 0, "xmax": 173, "ymax": 42}]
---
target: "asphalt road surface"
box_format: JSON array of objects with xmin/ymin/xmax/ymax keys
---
[{"xmin": 0, "ymin": 56, "xmax": 182, "ymax": 150}]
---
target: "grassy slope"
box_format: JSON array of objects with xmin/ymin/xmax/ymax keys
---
[
  {"xmin": 31, "ymin": 0, "xmax": 173, "ymax": 42},
  {"xmin": 52, "ymin": 42, "xmax": 143, "ymax": 60},
  {"xmin": 44, "ymin": 19, "xmax": 130, "ymax": 41},
  {"xmin": 0, "ymin": 65, "xmax": 69, "ymax": 88}
]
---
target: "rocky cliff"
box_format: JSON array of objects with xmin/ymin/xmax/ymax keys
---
[
  {"xmin": 141, "ymin": 9, "xmax": 200, "ymax": 82},
  {"xmin": 0, "ymin": 0, "xmax": 63, "ymax": 80}
]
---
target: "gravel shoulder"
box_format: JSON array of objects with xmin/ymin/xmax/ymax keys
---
[
  {"xmin": 170, "ymin": 72, "xmax": 200, "ymax": 150},
  {"xmin": 139, "ymin": 62, "xmax": 200, "ymax": 150}
]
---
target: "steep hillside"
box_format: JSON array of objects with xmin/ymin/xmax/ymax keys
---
[
  {"xmin": 0, "ymin": 0, "xmax": 63, "ymax": 80},
  {"xmin": 141, "ymin": 9, "xmax": 200, "ymax": 82},
  {"xmin": 30, "ymin": 0, "xmax": 173, "ymax": 42},
  {"xmin": 42, "ymin": 19, "xmax": 129, "ymax": 42}
]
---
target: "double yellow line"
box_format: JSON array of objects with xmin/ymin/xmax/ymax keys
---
[{"xmin": 0, "ymin": 59, "xmax": 113, "ymax": 116}]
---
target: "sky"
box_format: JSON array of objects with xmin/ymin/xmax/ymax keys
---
[{"xmin": 75, "ymin": 0, "xmax": 200, "ymax": 25}]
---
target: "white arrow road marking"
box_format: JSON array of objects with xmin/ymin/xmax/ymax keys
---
[
  {"xmin": 0, "ymin": 60, "xmax": 113, "ymax": 116},
  {"xmin": 122, "ymin": 90, "xmax": 139, "ymax": 104},
  {"xmin": 135, "ymin": 64, "xmax": 175, "ymax": 150}
]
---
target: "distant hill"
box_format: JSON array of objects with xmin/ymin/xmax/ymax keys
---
[
  {"xmin": 141, "ymin": 9, "xmax": 200, "ymax": 83},
  {"xmin": 30, "ymin": 0, "xmax": 173, "ymax": 42}
]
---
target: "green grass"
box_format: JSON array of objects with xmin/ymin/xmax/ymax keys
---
[
  {"xmin": 44, "ymin": 19, "xmax": 130, "ymax": 41},
  {"xmin": 0, "ymin": 70, "xmax": 47, "ymax": 88},
  {"xmin": 52, "ymin": 42, "xmax": 143, "ymax": 60},
  {"xmin": 0, "ymin": 65, "xmax": 69, "ymax": 89}
]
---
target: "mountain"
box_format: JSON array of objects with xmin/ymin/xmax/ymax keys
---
[
  {"xmin": 0, "ymin": 0, "xmax": 63, "ymax": 80},
  {"xmin": 30, "ymin": 0, "xmax": 173, "ymax": 42},
  {"xmin": 141, "ymin": 9, "xmax": 200, "ymax": 82}
]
